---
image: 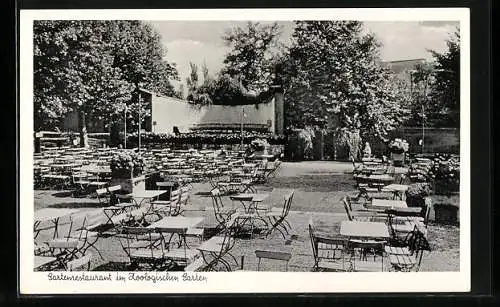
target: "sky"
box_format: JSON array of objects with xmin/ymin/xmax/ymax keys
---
[{"xmin": 149, "ymin": 20, "xmax": 459, "ymax": 91}]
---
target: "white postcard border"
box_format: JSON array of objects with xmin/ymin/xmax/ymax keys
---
[{"xmin": 19, "ymin": 8, "xmax": 471, "ymax": 294}]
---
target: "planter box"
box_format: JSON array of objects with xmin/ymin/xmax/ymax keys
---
[
  {"xmin": 406, "ymin": 195, "xmax": 426, "ymax": 209},
  {"xmin": 434, "ymin": 203, "xmax": 459, "ymax": 225},
  {"xmin": 110, "ymin": 175, "xmax": 146, "ymax": 194},
  {"xmin": 391, "ymin": 152, "xmax": 405, "ymax": 166}
]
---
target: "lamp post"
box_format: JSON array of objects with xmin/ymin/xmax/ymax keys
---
[
  {"xmin": 240, "ymin": 106, "xmax": 245, "ymax": 149},
  {"xmin": 138, "ymin": 92, "xmax": 141, "ymax": 153},
  {"xmin": 124, "ymin": 106, "xmax": 127, "ymax": 149},
  {"xmin": 409, "ymin": 69, "xmax": 427, "ymax": 154}
]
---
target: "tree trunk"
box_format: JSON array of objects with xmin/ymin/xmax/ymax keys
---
[{"xmin": 79, "ymin": 110, "xmax": 89, "ymax": 148}]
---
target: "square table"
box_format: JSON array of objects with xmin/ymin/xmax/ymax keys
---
[
  {"xmin": 123, "ymin": 190, "xmax": 167, "ymax": 206},
  {"xmin": 34, "ymin": 208, "xmax": 80, "ymax": 239},
  {"xmin": 230, "ymin": 193, "xmax": 270, "ymax": 213},
  {"xmin": 340, "ymin": 221, "xmax": 390, "ymax": 239},
  {"xmin": 382, "ymin": 184, "xmax": 410, "ymax": 200},
  {"xmin": 148, "ymin": 216, "xmax": 205, "ymax": 249},
  {"xmin": 147, "ymin": 216, "xmax": 204, "ymax": 232},
  {"xmin": 356, "ymin": 174, "xmax": 394, "ymax": 186},
  {"xmin": 370, "ymin": 199, "xmax": 407, "ymax": 209}
]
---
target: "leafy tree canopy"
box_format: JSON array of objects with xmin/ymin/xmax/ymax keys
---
[
  {"xmin": 281, "ymin": 21, "xmax": 409, "ymax": 156},
  {"xmin": 428, "ymin": 29, "xmax": 460, "ymax": 128},
  {"xmin": 34, "ymin": 20, "xmax": 178, "ymax": 137},
  {"xmin": 221, "ymin": 21, "xmax": 283, "ymax": 93}
]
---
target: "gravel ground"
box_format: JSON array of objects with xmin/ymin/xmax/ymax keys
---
[{"xmin": 33, "ymin": 161, "xmax": 460, "ymax": 272}]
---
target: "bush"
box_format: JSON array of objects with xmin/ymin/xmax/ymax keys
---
[
  {"xmin": 127, "ymin": 131, "xmax": 286, "ymax": 147},
  {"xmin": 428, "ymin": 154, "xmax": 460, "ymax": 193}
]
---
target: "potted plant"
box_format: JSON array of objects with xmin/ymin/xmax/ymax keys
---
[
  {"xmin": 251, "ymin": 138, "xmax": 271, "ymax": 156},
  {"xmin": 405, "ymin": 182, "xmax": 433, "ymax": 210},
  {"xmin": 110, "ymin": 151, "xmax": 146, "ymax": 193},
  {"xmin": 388, "ymin": 138, "xmax": 409, "ymax": 166}
]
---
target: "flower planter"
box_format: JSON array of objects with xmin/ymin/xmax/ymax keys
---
[
  {"xmin": 434, "ymin": 203, "xmax": 459, "ymax": 225},
  {"xmin": 406, "ymin": 195, "xmax": 426, "ymax": 208},
  {"xmin": 391, "ymin": 152, "xmax": 405, "ymax": 166},
  {"xmin": 110, "ymin": 175, "xmax": 146, "ymax": 194}
]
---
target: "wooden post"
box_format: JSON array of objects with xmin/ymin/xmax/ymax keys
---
[
  {"xmin": 138, "ymin": 93, "xmax": 141, "ymax": 153},
  {"xmin": 319, "ymin": 130, "xmax": 324, "ymax": 160}
]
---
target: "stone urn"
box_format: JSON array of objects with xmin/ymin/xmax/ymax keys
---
[{"xmin": 391, "ymin": 152, "xmax": 405, "ymax": 166}]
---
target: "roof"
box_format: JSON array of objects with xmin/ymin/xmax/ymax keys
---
[
  {"xmin": 138, "ymin": 88, "xmax": 187, "ymax": 103},
  {"xmin": 383, "ymin": 59, "xmax": 426, "ymax": 74}
]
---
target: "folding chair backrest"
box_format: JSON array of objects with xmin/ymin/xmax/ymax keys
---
[
  {"xmin": 170, "ymin": 189, "xmax": 181, "ymax": 202},
  {"xmin": 95, "ymin": 188, "xmax": 108, "ymax": 196},
  {"xmin": 308, "ymin": 222, "xmax": 318, "ymax": 260},
  {"xmin": 208, "ymin": 176, "xmax": 219, "ymax": 188},
  {"xmin": 308, "ymin": 221, "xmax": 347, "ymax": 262},
  {"xmin": 405, "ymin": 226, "xmax": 431, "ymax": 270},
  {"xmin": 179, "ymin": 190, "xmax": 190, "ymax": 205},
  {"xmin": 342, "ymin": 196, "xmax": 354, "ymax": 221},
  {"xmin": 217, "ymin": 221, "xmax": 237, "ymax": 255},
  {"xmin": 399, "ymin": 174, "xmax": 409, "ymax": 185},
  {"xmin": 118, "ymin": 225, "xmax": 154, "ymax": 236},
  {"xmin": 344, "ymin": 195, "xmax": 353, "ymax": 211},
  {"xmin": 283, "ymin": 190, "xmax": 294, "ymax": 217},
  {"xmin": 210, "ymin": 188, "xmax": 224, "ymax": 212},
  {"xmin": 106, "ymin": 186, "xmax": 122, "ymax": 206},
  {"xmin": 107, "ymin": 185, "xmax": 122, "ymax": 193},
  {"xmin": 348, "ymin": 239, "xmax": 385, "ymax": 252}
]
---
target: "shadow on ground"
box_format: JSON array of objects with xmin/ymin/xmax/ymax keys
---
[{"xmin": 48, "ymin": 202, "xmax": 104, "ymax": 209}]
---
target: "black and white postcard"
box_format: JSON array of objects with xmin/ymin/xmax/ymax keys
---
[{"xmin": 19, "ymin": 8, "xmax": 470, "ymax": 294}]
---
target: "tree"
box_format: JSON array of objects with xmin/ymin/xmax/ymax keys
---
[
  {"xmin": 404, "ymin": 62, "xmax": 436, "ymax": 127},
  {"xmin": 107, "ymin": 21, "xmax": 179, "ymax": 141},
  {"xmin": 201, "ymin": 60, "xmax": 210, "ymax": 84},
  {"xmin": 221, "ymin": 21, "xmax": 282, "ymax": 93},
  {"xmin": 34, "ymin": 21, "xmax": 133, "ymax": 146},
  {"xmin": 185, "ymin": 62, "xmax": 199, "ymax": 102},
  {"xmin": 185, "ymin": 61, "xmax": 214, "ymax": 106},
  {"xmin": 281, "ymin": 21, "xmax": 409, "ymax": 159},
  {"xmin": 174, "ymin": 84, "xmax": 185, "ymax": 99},
  {"xmin": 33, "ymin": 20, "xmax": 178, "ymax": 146},
  {"xmin": 428, "ymin": 29, "xmax": 460, "ymax": 127},
  {"xmin": 110, "ymin": 21, "xmax": 178, "ymax": 97}
]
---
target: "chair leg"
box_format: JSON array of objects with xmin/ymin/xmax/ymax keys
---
[{"xmin": 83, "ymin": 238, "xmax": 104, "ymax": 260}]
